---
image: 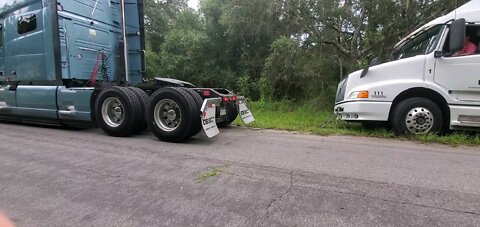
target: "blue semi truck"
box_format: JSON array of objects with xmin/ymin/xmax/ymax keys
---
[{"xmin": 0, "ymin": 0, "xmax": 254, "ymax": 142}]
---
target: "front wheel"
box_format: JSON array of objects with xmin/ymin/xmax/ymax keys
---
[{"xmin": 390, "ymin": 97, "xmax": 443, "ymax": 135}]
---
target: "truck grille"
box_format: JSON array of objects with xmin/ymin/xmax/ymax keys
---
[{"xmin": 335, "ymin": 79, "xmax": 347, "ymax": 103}]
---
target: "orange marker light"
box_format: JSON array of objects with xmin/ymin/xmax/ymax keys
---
[{"xmin": 357, "ymin": 91, "xmax": 369, "ymax": 98}]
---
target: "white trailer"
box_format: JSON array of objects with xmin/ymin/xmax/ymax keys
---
[{"xmin": 334, "ymin": 0, "xmax": 480, "ymax": 135}]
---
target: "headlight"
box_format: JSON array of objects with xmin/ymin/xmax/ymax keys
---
[{"xmin": 347, "ymin": 90, "xmax": 369, "ymax": 99}]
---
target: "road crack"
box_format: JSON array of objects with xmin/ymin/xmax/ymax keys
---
[
  {"xmin": 298, "ymin": 184, "xmax": 480, "ymax": 216},
  {"xmin": 265, "ymin": 171, "xmax": 294, "ymax": 217},
  {"xmin": 81, "ymin": 167, "xmax": 122, "ymax": 179}
]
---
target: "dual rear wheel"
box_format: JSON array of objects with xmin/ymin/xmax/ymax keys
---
[
  {"xmin": 95, "ymin": 86, "xmax": 203, "ymax": 142},
  {"xmin": 95, "ymin": 86, "xmax": 143, "ymax": 137},
  {"xmin": 147, "ymin": 87, "xmax": 202, "ymax": 142}
]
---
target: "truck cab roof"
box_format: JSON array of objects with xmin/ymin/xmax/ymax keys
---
[{"xmin": 395, "ymin": 0, "xmax": 480, "ymax": 49}]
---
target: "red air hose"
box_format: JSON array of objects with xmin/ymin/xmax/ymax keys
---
[{"xmin": 90, "ymin": 52, "xmax": 104, "ymax": 86}]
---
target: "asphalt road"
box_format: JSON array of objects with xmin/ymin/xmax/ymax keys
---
[{"xmin": 0, "ymin": 123, "xmax": 479, "ymax": 226}]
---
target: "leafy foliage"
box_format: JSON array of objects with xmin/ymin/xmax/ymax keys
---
[{"xmin": 145, "ymin": 0, "xmax": 470, "ymax": 101}]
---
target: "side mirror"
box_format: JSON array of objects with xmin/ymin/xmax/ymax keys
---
[
  {"xmin": 449, "ymin": 18, "xmax": 466, "ymax": 53},
  {"xmin": 360, "ymin": 57, "xmax": 381, "ymax": 78}
]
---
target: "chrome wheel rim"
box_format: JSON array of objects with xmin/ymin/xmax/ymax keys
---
[
  {"xmin": 405, "ymin": 107, "xmax": 434, "ymax": 134},
  {"xmin": 154, "ymin": 99, "xmax": 181, "ymax": 132},
  {"xmin": 102, "ymin": 97, "xmax": 125, "ymax": 128}
]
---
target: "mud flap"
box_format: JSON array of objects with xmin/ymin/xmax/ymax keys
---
[
  {"xmin": 236, "ymin": 96, "xmax": 255, "ymax": 125},
  {"xmin": 201, "ymin": 98, "xmax": 221, "ymax": 138}
]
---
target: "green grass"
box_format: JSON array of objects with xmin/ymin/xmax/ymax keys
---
[
  {"xmin": 233, "ymin": 100, "xmax": 480, "ymax": 146},
  {"xmin": 196, "ymin": 166, "xmax": 227, "ymax": 182}
]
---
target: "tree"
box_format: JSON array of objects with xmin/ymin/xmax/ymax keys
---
[
  {"xmin": 145, "ymin": 0, "xmax": 472, "ymax": 102},
  {"xmin": 263, "ymin": 37, "xmax": 301, "ymax": 99},
  {"xmin": 144, "ymin": 0, "xmax": 188, "ymax": 53},
  {"xmin": 157, "ymin": 10, "xmax": 208, "ymax": 84}
]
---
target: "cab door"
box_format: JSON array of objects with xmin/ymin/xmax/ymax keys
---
[
  {"xmin": 434, "ymin": 25, "xmax": 480, "ymax": 102},
  {"xmin": 434, "ymin": 55, "xmax": 480, "ymax": 102},
  {"xmin": 4, "ymin": 1, "xmax": 58, "ymax": 120}
]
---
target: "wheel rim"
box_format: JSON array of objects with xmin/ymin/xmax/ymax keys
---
[
  {"xmin": 154, "ymin": 99, "xmax": 181, "ymax": 132},
  {"xmin": 101, "ymin": 97, "xmax": 125, "ymax": 128},
  {"xmin": 405, "ymin": 107, "xmax": 434, "ymax": 134}
]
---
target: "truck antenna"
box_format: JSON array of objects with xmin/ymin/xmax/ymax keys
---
[{"xmin": 90, "ymin": 0, "xmax": 100, "ymax": 25}]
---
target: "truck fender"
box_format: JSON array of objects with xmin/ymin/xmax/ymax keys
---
[{"xmin": 389, "ymin": 87, "xmax": 450, "ymax": 130}]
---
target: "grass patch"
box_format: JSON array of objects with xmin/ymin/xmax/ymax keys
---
[
  {"xmin": 234, "ymin": 100, "xmax": 480, "ymax": 146},
  {"xmin": 196, "ymin": 166, "xmax": 227, "ymax": 182}
]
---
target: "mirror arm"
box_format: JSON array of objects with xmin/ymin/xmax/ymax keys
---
[{"xmin": 434, "ymin": 51, "xmax": 450, "ymax": 58}]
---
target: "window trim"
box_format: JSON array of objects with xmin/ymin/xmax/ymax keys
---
[{"xmin": 392, "ymin": 25, "xmax": 445, "ymax": 60}]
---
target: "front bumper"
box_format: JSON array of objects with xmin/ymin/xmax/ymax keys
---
[{"xmin": 334, "ymin": 101, "xmax": 391, "ymax": 121}]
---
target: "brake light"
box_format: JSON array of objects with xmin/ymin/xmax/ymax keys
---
[
  {"xmin": 202, "ymin": 90, "xmax": 211, "ymax": 97},
  {"xmin": 223, "ymin": 97, "xmax": 229, "ymax": 102},
  {"xmin": 231, "ymin": 96, "xmax": 237, "ymax": 102}
]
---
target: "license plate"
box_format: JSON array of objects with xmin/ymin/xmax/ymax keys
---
[{"xmin": 220, "ymin": 108, "xmax": 227, "ymax": 116}]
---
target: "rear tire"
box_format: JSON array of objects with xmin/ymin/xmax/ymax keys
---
[
  {"xmin": 128, "ymin": 87, "xmax": 149, "ymax": 133},
  {"xmin": 95, "ymin": 86, "xmax": 142, "ymax": 137},
  {"xmin": 218, "ymin": 102, "xmax": 238, "ymax": 128},
  {"xmin": 390, "ymin": 97, "xmax": 443, "ymax": 135},
  {"xmin": 147, "ymin": 87, "xmax": 197, "ymax": 142},
  {"xmin": 178, "ymin": 87, "xmax": 203, "ymax": 138}
]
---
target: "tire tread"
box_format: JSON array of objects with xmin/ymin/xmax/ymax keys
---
[
  {"xmin": 178, "ymin": 87, "xmax": 203, "ymax": 138},
  {"xmin": 147, "ymin": 87, "xmax": 195, "ymax": 142},
  {"xmin": 95, "ymin": 86, "xmax": 141, "ymax": 137},
  {"xmin": 128, "ymin": 87, "xmax": 149, "ymax": 133},
  {"xmin": 391, "ymin": 97, "xmax": 443, "ymax": 135}
]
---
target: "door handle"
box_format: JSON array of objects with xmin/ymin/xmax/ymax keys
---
[{"xmin": 11, "ymin": 71, "xmax": 16, "ymax": 76}]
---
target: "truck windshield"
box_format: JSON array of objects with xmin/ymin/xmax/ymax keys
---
[{"xmin": 392, "ymin": 25, "xmax": 443, "ymax": 60}]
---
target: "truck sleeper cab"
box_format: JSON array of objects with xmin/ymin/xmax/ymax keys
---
[
  {"xmin": 0, "ymin": 0, "xmax": 254, "ymax": 142},
  {"xmin": 334, "ymin": 0, "xmax": 480, "ymax": 135}
]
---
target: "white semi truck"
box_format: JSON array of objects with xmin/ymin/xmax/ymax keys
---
[{"xmin": 334, "ymin": 0, "xmax": 480, "ymax": 135}]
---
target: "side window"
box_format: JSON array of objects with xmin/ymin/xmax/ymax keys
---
[
  {"xmin": 444, "ymin": 25, "xmax": 480, "ymax": 56},
  {"xmin": 18, "ymin": 14, "xmax": 37, "ymax": 35}
]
